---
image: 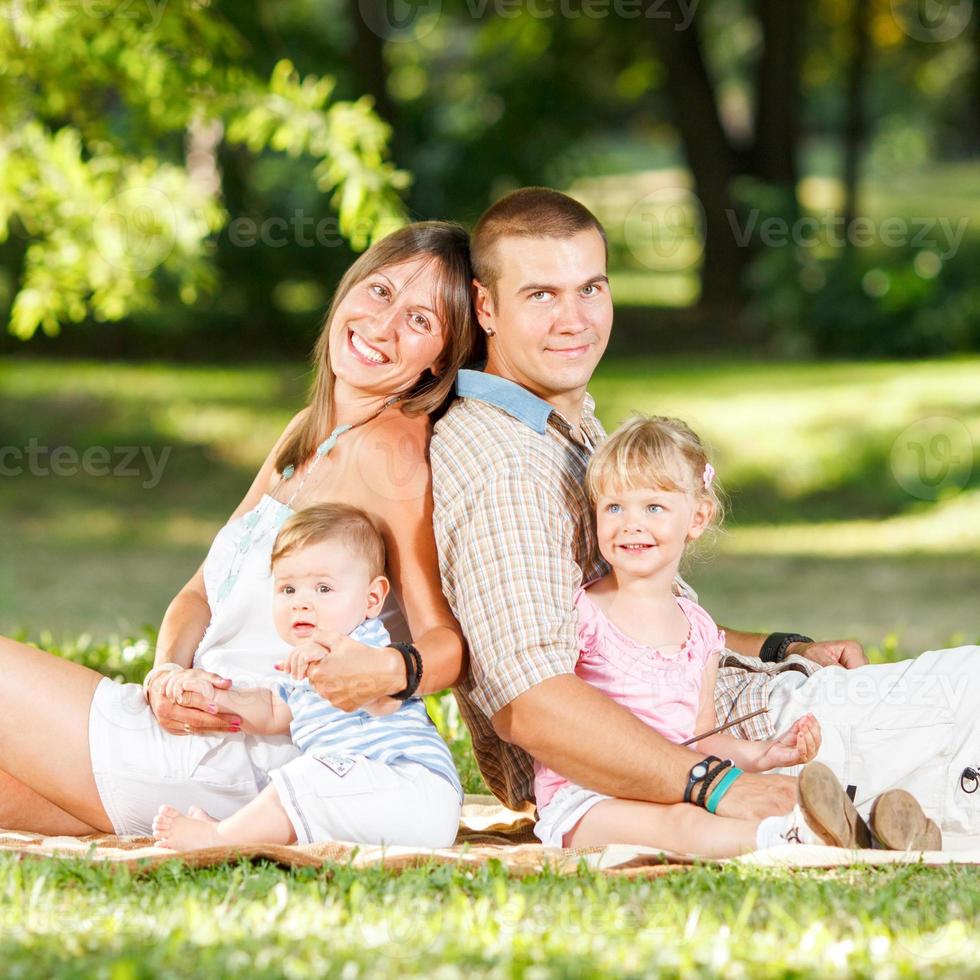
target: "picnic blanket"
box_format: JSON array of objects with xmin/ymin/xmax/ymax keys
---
[{"xmin": 2, "ymin": 796, "xmax": 977, "ymax": 876}]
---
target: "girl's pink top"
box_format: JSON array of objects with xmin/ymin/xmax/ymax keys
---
[{"xmin": 533, "ymin": 585, "xmax": 726, "ymax": 810}]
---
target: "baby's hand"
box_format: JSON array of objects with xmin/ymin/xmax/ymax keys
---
[
  {"xmin": 276, "ymin": 644, "xmax": 327, "ymax": 681},
  {"xmin": 757, "ymin": 713, "xmax": 821, "ymax": 770},
  {"xmin": 163, "ymin": 670, "xmax": 215, "ymax": 708}
]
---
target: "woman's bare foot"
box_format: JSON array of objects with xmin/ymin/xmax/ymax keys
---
[{"xmin": 152, "ymin": 804, "xmax": 221, "ymax": 851}]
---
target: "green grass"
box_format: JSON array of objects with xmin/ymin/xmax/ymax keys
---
[
  {"xmin": 1, "ymin": 857, "xmax": 979, "ymax": 978},
  {"xmin": 2, "ymin": 355, "xmax": 980, "ymax": 976}
]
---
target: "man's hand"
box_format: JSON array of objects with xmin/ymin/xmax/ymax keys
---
[
  {"xmin": 296, "ymin": 630, "xmax": 403, "ymax": 712},
  {"xmin": 714, "ymin": 771, "xmax": 797, "ymax": 820},
  {"xmin": 147, "ymin": 668, "xmax": 240, "ymax": 735},
  {"xmin": 787, "ymin": 638, "xmax": 867, "ymax": 669}
]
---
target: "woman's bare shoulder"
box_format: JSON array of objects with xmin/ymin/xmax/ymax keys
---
[{"xmin": 354, "ymin": 411, "xmax": 433, "ymax": 509}]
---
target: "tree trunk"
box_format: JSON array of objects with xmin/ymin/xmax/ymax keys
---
[
  {"xmin": 751, "ymin": 0, "xmax": 805, "ymax": 193},
  {"xmin": 645, "ymin": 3, "xmax": 747, "ymax": 313},
  {"xmin": 348, "ymin": 0, "xmax": 398, "ymax": 140},
  {"xmin": 842, "ymin": 0, "xmax": 872, "ymax": 231}
]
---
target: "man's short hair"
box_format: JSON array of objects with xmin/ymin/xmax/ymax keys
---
[
  {"xmin": 471, "ymin": 187, "xmax": 608, "ymax": 298},
  {"xmin": 271, "ymin": 503, "xmax": 386, "ymax": 579}
]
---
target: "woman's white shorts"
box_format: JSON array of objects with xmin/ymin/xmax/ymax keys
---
[
  {"xmin": 89, "ymin": 677, "xmax": 461, "ymax": 847},
  {"xmin": 534, "ymin": 783, "xmax": 610, "ymax": 848},
  {"xmin": 89, "ymin": 678, "xmax": 299, "ymax": 836}
]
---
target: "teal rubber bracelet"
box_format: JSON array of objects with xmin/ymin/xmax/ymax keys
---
[{"xmin": 705, "ymin": 766, "xmax": 743, "ymax": 814}]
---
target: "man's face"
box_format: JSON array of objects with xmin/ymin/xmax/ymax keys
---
[{"xmin": 476, "ymin": 229, "xmax": 612, "ymax": 406}]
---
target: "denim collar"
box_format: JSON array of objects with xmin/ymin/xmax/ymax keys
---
[{"xmin": 455, "ymin": 369, "xmax": 556, "ymax": 434}]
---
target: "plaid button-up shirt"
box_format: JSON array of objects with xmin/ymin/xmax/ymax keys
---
[{"xmin": 431, "ymin": 370, "xmax": 819, "ymax": 809}]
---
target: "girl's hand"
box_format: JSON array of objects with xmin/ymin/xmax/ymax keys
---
[
  {"xmin": 147, "ymin": 668, "xmax": 240, "ymax": 735},
  {"xmin": 756, "ymin": 713, "xmax": 821, "ymax": 770}
]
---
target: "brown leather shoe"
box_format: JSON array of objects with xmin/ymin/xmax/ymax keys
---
[
  {"xmin": 869, "ymin": 789, "xmax": 942, "ymax": 851},
  {"xmin": 797, "ymin": 762, "xmax": 872, "ymax": 848}
]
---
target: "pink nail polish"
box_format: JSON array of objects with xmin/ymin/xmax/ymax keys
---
[{"xmin": 207, "ymin": 703, "xmax": 217, "ymax": 713}]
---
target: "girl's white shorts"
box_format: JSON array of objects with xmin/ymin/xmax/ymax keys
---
[
  {"xmin": 534, "ymin": 783, "xmax": 610, "ymax": 848},
  {"xmin": 88, "ymin": 678, "xmax": 460, "ymax": 847}
]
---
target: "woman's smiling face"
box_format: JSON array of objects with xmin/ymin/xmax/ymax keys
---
[{"xmin": 328, "ymin": 256, "xmax": 448, "ymax": 398}]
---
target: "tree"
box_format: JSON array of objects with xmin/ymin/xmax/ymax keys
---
[{"xmin": 0, "ymin": 0, "xmax": 409, "ymax": 340}]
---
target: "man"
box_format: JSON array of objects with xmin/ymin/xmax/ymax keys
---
[{"xmin": 430, "ymin": 188, "xmax": 978, "ymax": 845}]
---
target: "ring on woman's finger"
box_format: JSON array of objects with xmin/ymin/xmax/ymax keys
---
[{"xmin": 183, "ymin": 722, "xmax": 192, "ymax": 735}]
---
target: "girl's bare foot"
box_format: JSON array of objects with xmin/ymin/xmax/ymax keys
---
[{"xmin": 152, "ymin": 804, "xmax": 222, "ymax": 851}]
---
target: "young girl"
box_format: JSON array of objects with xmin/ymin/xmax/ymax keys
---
[
  {"xmin": 534, "ymin": 415, "xmax": 890, "ymax": 857},
  {"xmin": 152, "ymin": 503, "xmax": 462, "ymax": 851}
]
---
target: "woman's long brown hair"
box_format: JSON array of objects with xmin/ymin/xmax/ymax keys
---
[{"xmin": 275, "ymin": 221, "xmax": 478, "ymax": 475}]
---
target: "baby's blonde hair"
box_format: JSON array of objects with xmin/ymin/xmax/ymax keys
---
[
  {"xmin": 271, "ymin": 503, "xmax": 386, "ymax": 579},
  {"xmin": 586, "ymin": 415, "xmax": 725, "ymax": 529}
]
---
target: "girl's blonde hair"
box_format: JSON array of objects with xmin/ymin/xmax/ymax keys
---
[{"xmin": 586, "ymin": 415, "xmax": 725, "ymax": 529}]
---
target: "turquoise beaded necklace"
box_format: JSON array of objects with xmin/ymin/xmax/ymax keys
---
[
  {"xmin": 277, "ymin": 392, "xmax": 403, "ymax": 507},
  {"xmin": 213, "ymin": 394, "xmax": 402, "ymax": 605}
]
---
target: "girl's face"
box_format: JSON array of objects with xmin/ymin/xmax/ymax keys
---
[
  {"xmin": 328, "ymin": 256, "xmax": 448, "ymax": 399},
  {"xmin": 595, "ymin": 484, "xmax": 712, "ymax": 579}
]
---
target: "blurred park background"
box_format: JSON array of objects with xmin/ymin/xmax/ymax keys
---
[{"xmin": 1, "ymin": 0, "xmax": 978, "ymax": 654}]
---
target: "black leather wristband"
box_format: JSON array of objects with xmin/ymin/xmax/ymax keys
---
[
  {"xmin": 760, "ymin": 632, "xmax": 813, "ymax": 664},
  {"xmin": 390, "ymin": 642, "xmax": 423, "ymax": 700},
  {"xmin": 684, "ymin": 756, "xmax": 732, "ymax": 808}
]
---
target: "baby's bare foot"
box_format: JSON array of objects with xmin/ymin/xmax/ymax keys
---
[
  {"xmin": 187, "ymin": 806, "xmax": 218, "ymax": 824},
  {"xmin": 152, "ymin": 804, "xmax": 221, "ymax": 851}
]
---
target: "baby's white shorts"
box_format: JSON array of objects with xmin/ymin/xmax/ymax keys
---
[{"xmin": 269, "ymin": 752, "xmax": 461, "ymax": 847}]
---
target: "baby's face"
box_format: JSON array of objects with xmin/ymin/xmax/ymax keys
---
[{"xmin": 271, "ymin": 538, "xmax": 388, "ymax": 646}]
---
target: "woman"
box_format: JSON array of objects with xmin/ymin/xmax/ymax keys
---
[{"xmin": 0, "ymin": 221, "xmax": 479, "ymax": 837}]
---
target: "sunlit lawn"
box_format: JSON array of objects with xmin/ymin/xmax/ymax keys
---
[
  {"xmin": 1, "ymin": 857, "xmax": 979, "ymax": 978},
  {"xmin": 1, "ymin": 353, "xmax": 979, "ymax": 977},
  {"xmin": 2, "ymin": 355, "xmax": 977, "ymax": 654}
]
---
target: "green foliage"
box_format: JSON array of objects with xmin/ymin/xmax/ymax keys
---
[{"xmin": 0, "ymin": 0, "xmax": 408, "ymax": 339}]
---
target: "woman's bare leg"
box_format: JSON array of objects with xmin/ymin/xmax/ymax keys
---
[
  {"xmin": 0, "ymin": 770, "xmax": 99, "ymax": 836},
  {"xmin": 0, "ymin": 635, "xmax": 113, "ymax": 832},
  {"xmin": 565, "ymin": 798, "xmax": 759, "ymax": 858}
]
